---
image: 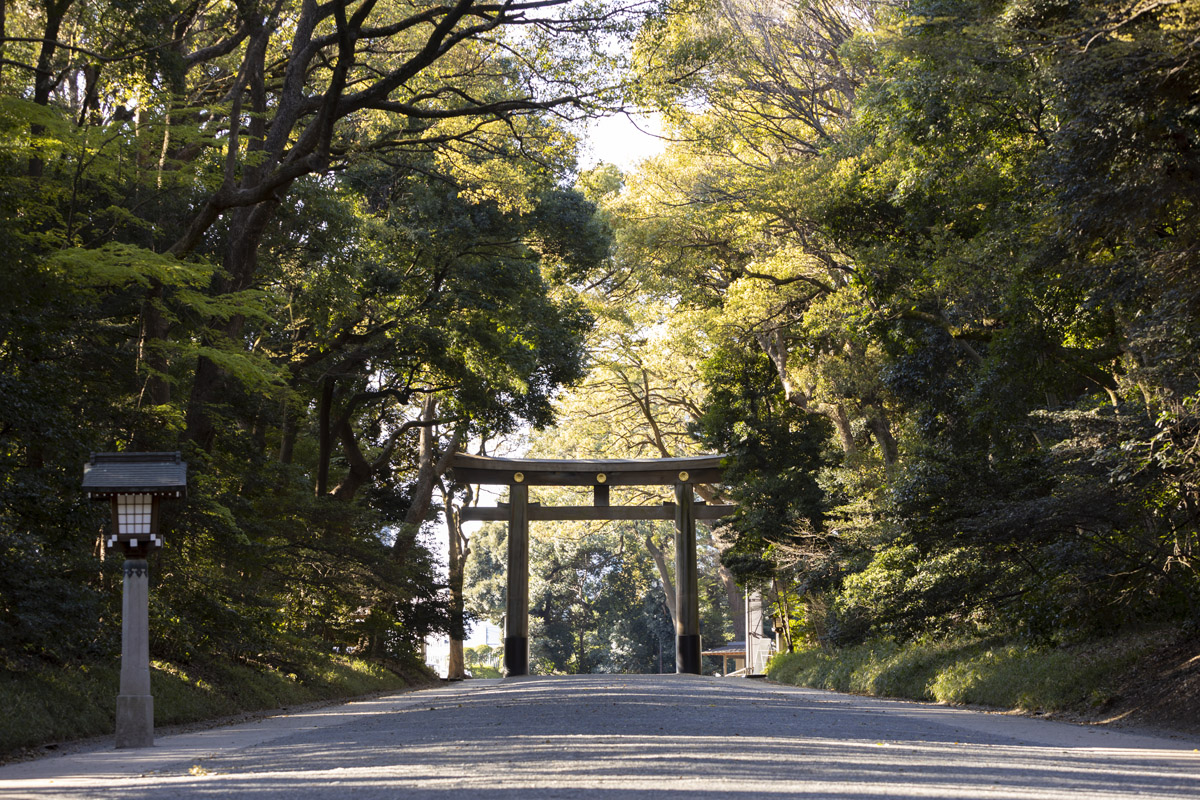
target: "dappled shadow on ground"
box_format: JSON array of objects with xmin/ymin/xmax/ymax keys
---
[{"xmin": 15, "ymin": 675, "xmax": 1200, "ymax": 799}]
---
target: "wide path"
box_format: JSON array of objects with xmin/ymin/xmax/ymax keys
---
[{"xmin": 2, "ymin": 674, "xmax": 1198, "ymax": 799}]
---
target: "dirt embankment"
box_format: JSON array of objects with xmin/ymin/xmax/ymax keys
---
[{"xmin": 1088, "ymin": 634, "xmax": 1200, "ymax": 736}]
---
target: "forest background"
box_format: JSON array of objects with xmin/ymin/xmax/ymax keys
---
[{"xmin": 3, "ymin": 0, "xmax": 1200, "ymax": 752}]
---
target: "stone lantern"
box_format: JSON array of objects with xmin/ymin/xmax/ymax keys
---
[{"xmin": 83, "ymin": 452, "xmax": 187, "ymax": 748}]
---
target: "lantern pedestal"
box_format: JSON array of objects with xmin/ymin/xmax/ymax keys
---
[
  {"xmin": 116, "ymin": 557, "xmax": 153, "ymax": 748},
  {"xmin": 115, "ymin": 697, "xmax": 153, "ymax": 749},
  {"xmin": 82, "ymin": 452, "xmax": 187, "ymax": 750}
]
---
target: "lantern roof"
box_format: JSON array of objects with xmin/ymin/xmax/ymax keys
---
[{"xmin": 83, "ymin": 452, "xmax": 188, "ymax": 497}]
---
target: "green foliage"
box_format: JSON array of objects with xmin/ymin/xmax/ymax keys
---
[
  {"xmin": 0, "ymin": 0, "xmax": 616, "ymax": 702},
  {"xmin": 693, "ymin": 341, "xmax": 833, "ymax": 585},
  {"xmin": 46, "ymin": 242, "xmax": 213, "ymax": 290},
  {"xmin": 530, "ymin": 521, "xmax": 678, "ymax": 675},
  {"xmin": 766, "ymin": 632, "xmax": 1154, "ymax": 713},
  {"xmin": 465, "ymin": 515, "xmax": 706, "ymax": 675},
  {"xmin": 611, "ymin": 0, "xmax": 1200, "ymax": 653},
  {"xmin": 463, "ymin": 643, "xmax": 501, "ymax": 679}
]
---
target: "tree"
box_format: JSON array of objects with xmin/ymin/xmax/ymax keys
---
[
  {"xmin": 609, "ymin": 0, "xmax": 1200, "ymax": 648},
  {"xmin": 439, "ymin": 472, "xmax": 472, "ymax": 679},
  {"xmin": 0, "ymin": 0, "xmax": 622, "ymax": 674}
]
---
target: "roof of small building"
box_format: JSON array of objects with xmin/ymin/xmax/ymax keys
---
[
  {"xmin": 82, "ymin": 452, "xmax": 188, "ymax": 496},
  {"xmin": 701, "ymin": 641, "xmax": 746, "ymax": 657}
]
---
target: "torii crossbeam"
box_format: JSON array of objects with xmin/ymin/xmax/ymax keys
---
[{"xmin": 450, "ymin": 454, "xmax": 735, "ymax": 676}]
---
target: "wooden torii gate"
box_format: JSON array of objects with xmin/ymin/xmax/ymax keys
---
[{"xmin": 451, "ymin": 454, "xmax": 735, "ymax": 676}]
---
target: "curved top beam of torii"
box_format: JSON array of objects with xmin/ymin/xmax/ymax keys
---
[{"xmin": 449, "ymin": 453, "xmax": 728, "ymax": 487}]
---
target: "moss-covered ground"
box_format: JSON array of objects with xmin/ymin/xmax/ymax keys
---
[
  {"xmin": 765, "ymin": 631, "xmax": 1172, "ymax": 718},
  {"xmin": 0, "ymin": 653, "xmax": 432, "ymax": 760}
]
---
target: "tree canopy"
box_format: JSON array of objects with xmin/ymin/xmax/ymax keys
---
[
  {"xmin": 5, "ymin": 0, "xmax": 1200, "ymax": 681},
  {"xmin": 0, "ymin": 0, "xmax": 632, "ymax": 671},
  {"xmin": 586, "ymin": 0, "xmax": 1200, "ymax": 647}
]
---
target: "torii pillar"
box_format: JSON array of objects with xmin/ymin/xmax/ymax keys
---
[
  {"xmin": 675, "ymin": 483, "xmax": 701, "ymax": 674},
  {"xmin": 503, "ymin": 483, "xmax": 530, "ymax": 676}
]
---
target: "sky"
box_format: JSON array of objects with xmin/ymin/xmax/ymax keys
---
[{"xmin": 579, "ymin": 111, "xmax": 667, "ymax": 172}]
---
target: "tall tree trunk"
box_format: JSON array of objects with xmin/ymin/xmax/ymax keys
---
[
  {"xmin": 182, "ymin": 201, "xmax": 281, "ymax": 450},
  {"xmin": 0, "ymin": 0, "xmax": 7, "ymax": 86},
  {"xmin": 395, "ymin": 401, "xmax": 464, "ymax": 544},
  {"xmin": 758, "ymin": 328, "xmax": 859, "ymax": 457},
  {"xmin": 443, "ymin": 483, "xmax": 470, "ymax": 680},
  {"xmin": 183, "ymin": 353, "xmax": 222, "ymax": 452},
  {"xmin": 771, "ymin": 577, "xmax": 795, "ymax": 653},
  {"xmin": 399, "ymin": 396, "xmax": 441, "ymax": 534},
  {"xmin": 279, "ymin": 396, "xmax": 297, "ymax": 463},
  {"xmin": 644, "ymin": 529, "xmax": 677, "ymax": 629},
  {"xmin": 577, "ymin": 608, "xmax": 586, "ymax": 674},
  {"xmin": 818, "ymin": 401, "xmax": 857, "ymax": 457},
  {"xmin": 27, "ymin": 0, "xmax": 71, "ymax": 178},
  {"xmin": 866, "ymin": 405, "xmax": 899, "ymax": 467},
  {"xmin": 315, "ymin": 376, "xmax": 334, "ymax": 495},
  {"xmin": 138, "ymin": 281, "xmax": 171, "ymax": 406},
  {"xmin": 718, "ymin": 562, "xmax": 745, "ymax": 641}
]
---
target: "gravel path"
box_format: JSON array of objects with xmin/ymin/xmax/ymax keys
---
[{"xmin": 2, "ymin": 674, "xmax": 1198, "ymax": 799}]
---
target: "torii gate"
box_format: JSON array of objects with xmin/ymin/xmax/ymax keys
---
[{"xmin": 451, "ymin": 454, "xmax": 735, "ymax": 676}]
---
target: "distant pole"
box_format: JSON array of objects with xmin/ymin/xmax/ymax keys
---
[
  {"xmin": 116, "ymin": 555, "xmax": 153, "ymax": 748},
  {"xmin": 504, "ymin": 483, "xmax": 530, "ymax": 676},
  {"xmin": 674, "ymin": 483, "xmax": 700, "ymax": 674}
]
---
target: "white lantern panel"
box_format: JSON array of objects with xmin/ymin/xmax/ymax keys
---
[{"xmin": 117, "ymin": 493, "xmax": 153, "ymax": 535}]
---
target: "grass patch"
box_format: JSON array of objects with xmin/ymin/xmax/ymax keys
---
[
  {"xmin": 766, "ymin": 632, "xmax": 1157, "ymax": 713},
  {"xmin": 0, "ymin": 653, "xmax": 428, "ymax": 758},
  {"xmin": 468, "ymin": 665, "xmax": 502, "ymax": 679}
]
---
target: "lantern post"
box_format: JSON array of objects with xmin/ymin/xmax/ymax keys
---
[{"xmin": 82, "ymin": 452, "xmax": 187, "ymax": 749}]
